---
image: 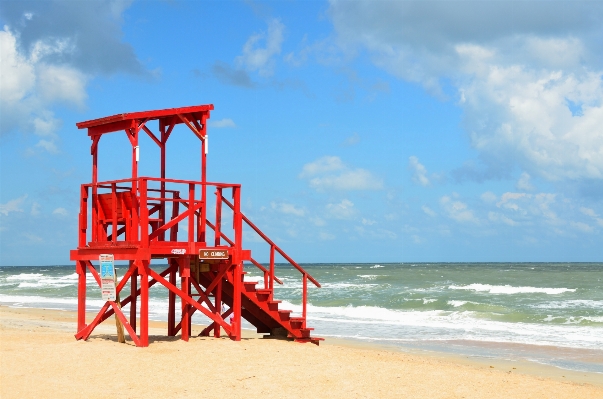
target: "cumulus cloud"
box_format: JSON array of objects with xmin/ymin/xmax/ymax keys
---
[
  {"xmin": 0, "ymin": 1, "xmax": 142, "ymax": 152},
  {"xmin": 0, "ymin": 195, "xmax": 27, "ymax": 216},
  {"xmin": 300, "ymin": 155, "xmax": 383, "ymax": 191},
  {"xmin": 209, "ymin": 118, "xmax": 236, "ymax": 128},
  {"xmin": 421, "ymin": 205, "xmax": 436, "ymax": 217},
  {"xmin": 271, "ymin": 201, "xmax": 305, "ymax": 217},
  {"xmin": 326, "ymin": 199, "xmax": 356, "ymax": 219},
  {"xmin": 342, "ymin": 132, "xmax": 360, "ymax": 146},
  {"xmin": 236, "ymin": 19, "xmax": 284, "ymax": 77},
  {"xmin": 408, "ymin": 156, "xmax": 430, "ymax": 186},
  {"xmin": 328, "ymin": 1, "xmax": 603, "ymax": 185},
  {"xmin": 52, "ymin": 207, "xmax": 68, "ymax": 216},
  {"xmin": 440, "ymin": 195, "xmax": 478, "ymax": 224},
  {"xmin": 516, "ymin": 172, "xmax": 535, "ymax": 191}
]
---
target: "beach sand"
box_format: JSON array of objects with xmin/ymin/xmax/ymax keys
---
[{"xmin": 1, "ymin": 306, "xmax": 601, "ymax": 398}]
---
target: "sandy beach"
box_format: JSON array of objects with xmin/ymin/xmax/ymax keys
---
[{"xmin": 0, "ymin": 306, "xmax": 600, "ymax": 398}]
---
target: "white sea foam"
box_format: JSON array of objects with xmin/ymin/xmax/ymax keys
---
[
  {"xmin": 370, "ymin": 265, "xmax": 384, "ymax": 268},
  {"xmin": 531, "ymin": 300, "xmax": 603, "ymax": 310},
  {"xmin": 6, "ymin": 273, "xmax": 44, "ymax": 280},
  {"xmin": 357, "ymin": 275, "xmax": 380, "ymax": 280},
  {"xmin": 447, "ymin": 300, "xmax": 468, "ymax": 307},
  {"xmin": 448, "ymin": 284, "xmax": 576, "ymax": 295},
  {"xmin": 273, "ymin": 301, "xmax": 603, "ymax": 350}
]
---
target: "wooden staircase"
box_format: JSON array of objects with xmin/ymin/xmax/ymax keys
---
[{"xmin": 197, "ymin": 268, "xmax": 323, "ymax": 345}]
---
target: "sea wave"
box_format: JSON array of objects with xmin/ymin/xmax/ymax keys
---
[{"xmin": 448, "ymin": 284, "xmax": 576, "ymax": 295}]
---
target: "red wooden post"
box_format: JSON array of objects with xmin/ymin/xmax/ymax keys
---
[
  {"xmin": 76, "ymin": 260, "xmax": 86, "ymax": 332},
  {"xmin": 232, "ymin": 186, "xmax": 242, "ymax": 341},
  {"xmin": 188, "ymin": 184, "xmax": 194, "ymax": 245},
  {"xmin": 214, "ymin": 277, "xmax": 222, "ymax": 338},
  {"xmin": 303, "ymin": 273, "xmax": 308, "ymax": 329},
  {"xmin": 79, "ymin": 185, "xmax": 88, "ymax": 247},
  {"xmin": 270, "ymin": 244, "xmax": 275, "ymax": 300},
  {"xmin": 130, "ymin": 260, "xmax": 137, "ymax": 332},
  {"xmin": 180, "ymin": 257, "xmax": 190, "ymax": 341},
  {"xmin": 140, "ymin": 179, "xmax": 149, "ymax": 248},
  {"xmin": 139, "ymin": 260, "xmax": 149, "ymax": 347},
  {"xmin": 91, "ymin": 140, "xmax": 98, "ymax": 242},
  {"xmin": 168, "ymin": 258, "xmax": 176, "ymax": 336},
  {"xmin": 111, "ymin": 183, "xmax": 117, "ymax": 243}
]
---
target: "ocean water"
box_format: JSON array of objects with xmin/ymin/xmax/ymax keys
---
[{"xmin": 1, "ymin": 262, "xmax": 602, "ymax": 373}]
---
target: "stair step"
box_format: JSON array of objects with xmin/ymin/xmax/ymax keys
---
[
  {"xmin": 243, "ymin": 281, "xmax": 259, "ymax": 292},
  {"xmin": 267, "ymin": 300, "xmax": 281, "ymax": 311},
  {"xmin": 255, "ymin": 289, "xmax": 272, "ymax": 298},
  {"xmin": 277, "ymin": 310, "xmax": 292, "ymax": 321}
]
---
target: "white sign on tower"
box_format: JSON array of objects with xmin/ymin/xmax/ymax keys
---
[{"xmin": 100, "ymin": 254, "xmax": 116, "ymax": 301}]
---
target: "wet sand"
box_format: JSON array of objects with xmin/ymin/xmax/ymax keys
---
[{"xmin": 1, "ymin": 306, "xmax": 601, "ymax": 398}]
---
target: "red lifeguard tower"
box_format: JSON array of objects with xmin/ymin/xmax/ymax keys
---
[{"xmin": 70, "ymin": 104, "xmax": 322, "ymax": 346}]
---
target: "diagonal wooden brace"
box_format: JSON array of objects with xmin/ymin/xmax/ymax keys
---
[
  {"xmin": 109, "ymin": 301, "xmax": 141, "ymax": 346},
  {"xmin": 147, "ymin": 268, "xmax": 232, "ymax": 334}
]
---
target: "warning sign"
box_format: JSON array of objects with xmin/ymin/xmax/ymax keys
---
[
  {"xmin": 100, "ymin": 254, "xmax": 116, "ymax": 301},
  {"xmin": 199, "ymin": 249, "xmax": 229, "ymax": 260}
]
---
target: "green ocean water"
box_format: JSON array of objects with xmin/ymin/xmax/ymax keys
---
[{"xmin": 1, "ymin": 262, "xmax": 601, "ymax": 372}]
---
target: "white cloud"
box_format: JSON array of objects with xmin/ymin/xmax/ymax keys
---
[
  {"xmin": 30, "ymin": 202, "xmax": 40, "ymax": 216},
  {"xmin": 271, "ymin": 201, "xmax": 305, "ymax": 217},
  {"xmin": 300, "ymin": 156, "xmax": 345, "ymax": 177},
  {"xmin": 209, "ymin": 118, "xmax": 236, "ymax": 128},
  {"xmin": 300, "ymin": 156, "xmax": 383, "ymax": 191},
  {"xmin": 52, "ymin": 207, "xmax": 68, "ymax": 216},
  {"xmin": 23, "ymin": 233, "xmax": 43, "ymax": 243},
  {"xmin": 342, "ymin": 132, "xmax": 360, "ymax": 146},
  {"xmin": 311, "ymin": 216, "xmax": 326, "ymax": 226},
  {"xmin": 361, "ymin": 218, "xmax": 376, "ymax": 225},
  {"xmin": 408, "ymin": 156, "xmax": 430, "ymax": 186},
  {"xmin": 0, "ymin": 27, "xmax": 87, "ymax": 152},
  {"xmin": 0, "ymin": 195, "xmax": 27, "ymax": 216},
  {"xmin": 570, "ymin": 221, "xmax": 593, "ymax": 233},
  {"xmin": 480, "ymin": 191, "xmax": 497, "ymax": 203},
  {"xmin": 488, "ymin": 211, "xmax": 517, "ymax": 226},
  {"xmin": 580, "ymin": 206, "xmax": 603, "ymax": 227},
  {"xmin": 440, "ymin": 195, "xmax": 478, "ymax": 224},
  {"xmin": 328, "ymin": 2, "xmax": 603, "ymax": 183},
  {"xmin": 319, "ymin": 232, "xmax": 336, "ymax": 240},
  {"xmin": 235, "ymin": 19, "xmax": 284, "ymax": 77},
  {"xmin": 421, "ymin": 205, "xmax": 436, "ymax": 217},
  {"xmin": 326, "ymin": 199, "xmax": 356, "ymax": 219},
  {"xmin": 516, "ymin": 172, "xmax": 534, "ymax": 191}
]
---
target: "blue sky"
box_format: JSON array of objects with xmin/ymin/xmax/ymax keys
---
[{"xmin": 1, "ymin": 0, "xmax": 602, "ymax": 265}]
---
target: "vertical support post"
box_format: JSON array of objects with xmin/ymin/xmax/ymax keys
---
[
  {"xmin": 76, "ymin": 261, "xmax": 86, "ymax": 332},
  {"xmin": 159, "ymin": 121, "xmax": 166, "ymax": 241},
  {"xmin": 91, "ymin": 138, "xmax": 98, "ymax": 243},
  {"xmin": 79, "ymin": 185, "xmax": 88, "ymax": 247},
  {"xmin": 140, "ymin": 179, "xmax": 149, "ymax": 248},
  {"xmin": 170, "ymin": 192, "xmax": 180, "ymax": 242},
  {"xmin": 168, "ymin": 258, "xmax": 176, "ymax": 336},
  {"xmin": 214, "ymin": 188, "xmax": 222, "ymax": 246},
  {"xmin": 269, "ymin": 245, "xmax": 275, "ymax": 300},
  {"xmin": 180, "ymin": 257, "xmax": 190, "ymax": 341},
  {"xmin": 214, "ymin": 276, "xmax": 222, "ymax": 338},
  {"xmin": 231, "ymin": 186, "xmax": 242, "ymax": 341},
  {"xmin": 111, "ymin": 183, "xmax": 117, "ymax": 243},
  {"xmin": 130, "ymin": 128, "xmax": 139, "ymax": 243},
  {"xmin": 138, "ymin": 260, "xmax": 149, "ymax": 347},
  {"xmin": 129, "ymin": 260, "xmax": 137, "ymax": 332},
  {"xmin": 200, "ymin": 122, "xmax": 207, "ymax": 244},
  {"xmin": 188, "ymin": 184, "xmax": 195, "ymax": 245},
  {"xmin": 302, "ymin": 273, "xmax": 308, "ymax": 329}
]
